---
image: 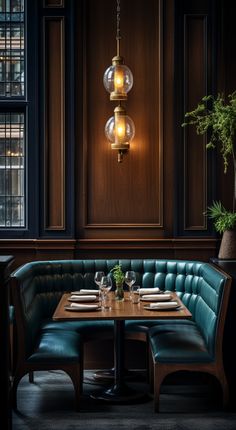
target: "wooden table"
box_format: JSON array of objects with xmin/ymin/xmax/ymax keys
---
[{"xmin": 53, "ymin": 292, "xmax": 192, "ymax": 402}]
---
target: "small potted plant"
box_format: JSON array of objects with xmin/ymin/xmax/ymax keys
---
[
  {"xmin": 182, "ymin": 91, "xmax": 236, "ymax": 259},
  {"xmin": 111, "ymin": 264, "xmax": 125, "ymax": 301},
  {"xmin": 207, "ymin": 201, "xmax": 236, "ymax": 258}
]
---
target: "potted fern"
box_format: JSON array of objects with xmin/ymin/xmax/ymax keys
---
[{"xmin": 182, "ymin": 91, "xmax": 236, "ymax": 259}]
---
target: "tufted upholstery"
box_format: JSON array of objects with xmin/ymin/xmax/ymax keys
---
[
  {"xmin": 11, "ymin": 258, "xmax": 228, "ymax": 351},
  {"xmin": 10, "ymin": 259, "xmax": 203, "ymax": 342},
  {"xmin": 148, "ymin": 261, "xmax": 227, "ymax": 359},
  {"xmin": 147, "ymin": 262, "xmax": 231, "ymax": 412},
  {"xmin": 10, "ymin": 259, "xmax": 231, "ymax": 412}
]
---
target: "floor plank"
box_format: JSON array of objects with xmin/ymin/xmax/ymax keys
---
[{"xmin": 12, "ymin": 370, "xmax": 236, "ymax": 430}]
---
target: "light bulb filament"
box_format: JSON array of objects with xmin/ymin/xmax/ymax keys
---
[
  {"xmin": 117, "ymin": 125, "xmax": 124, "ymax": 137},
  {"xmin": 114, "ymin": 68, "xmax": 124, "ymax": 91},
  {"xmin": 115, "ymin": 115, "xmax": 126, "ymax": 142}
]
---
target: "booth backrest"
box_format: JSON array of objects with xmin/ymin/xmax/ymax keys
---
[{"xmin": 11, "ymin": 259, "xmax": 228, "ymax": 359}]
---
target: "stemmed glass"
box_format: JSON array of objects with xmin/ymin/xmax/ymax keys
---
[
  {"xmin": 100, "ymin": 276, "xmax": 112, "ymax": 310},
  {"xmin": 94, "ymin": 271, "xmax": 105, "ymax": 304},
  {"xmin": 94, "ymin": 271, "xmax": 105, "ymax": 288},
  {"xmin": 124, "ymin": 271, "xmax": 136, "ymax": 300}
]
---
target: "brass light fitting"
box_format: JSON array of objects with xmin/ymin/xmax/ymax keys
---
[
  {"xmin": 103, "ymin": 0, "xmax": 135, "ymax": 162},
  {"xmin": 105, "ymin": 104, "xmax": 135, "ymax": 162}
]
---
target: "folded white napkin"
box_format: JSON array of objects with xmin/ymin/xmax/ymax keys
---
[
  {"xmin": 142, "ymin": 293, "xmax": 172, "ymax": 301},
  {"xmin": 80, "ymin": 289, "xmax": 100, "ymax": 295},
  {"xmin": 149, "ymin": 301, "xmax": 179, "ymax": 309},
  {"xmin": 71, "ymin": 289, "xmax": 99, "ymax": 295},
  {"xmin": 139, "ymin": 287, "xmax": 160, "ymax": 295},
  {"xmin": 69, "ymin": 302, "xmax": 99, "ymax": 310},
  {"xmin": 70, "ymin": 294, "xmax": 97, "ymax": 302}
]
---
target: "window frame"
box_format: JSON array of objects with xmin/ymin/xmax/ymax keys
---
[{"xmin": 0, "ymin": 0, "xmax": 39, "ymax": 238}]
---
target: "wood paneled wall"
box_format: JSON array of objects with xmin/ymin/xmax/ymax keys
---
[
  {"xmin": 76, "ymin": 0, "xmax": 165, "ymax": 239},
  {"xmin": 1, "ymin": 0, "xmax": 234, "ymax": 267}
]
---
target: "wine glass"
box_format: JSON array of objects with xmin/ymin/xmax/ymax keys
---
[
  {"xmin": 94, "ymin": 271, "xmax": 105, "ymax": 288},
  {"xmin": 100, "ymin": 276, "xmax": 112, "ymax": 310},
  {"xmin": 94, "ymin": 271, "xmax": 105, "ymax": 303},
  {"xmin": 124, "ymin": 271, "xmax": 136, "ymax": 300}
]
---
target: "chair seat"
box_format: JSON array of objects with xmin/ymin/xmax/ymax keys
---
[
  {"xmin": 27, "ymin": 330, "xmax": 81, "ymax": 363},
  {"xmin": 149, "ymin": 323, "xmax": 213, "ymax": 363},
  {"xmin": 125, "ymin": 318, "xmax": 195, "ymax": 333},
  {"xmin": 41, "ymin": 319, "xmax": 114, "ymax": 343}
]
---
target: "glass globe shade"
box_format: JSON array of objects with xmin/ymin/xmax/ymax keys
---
[
  {"xmin": 105, "ymin": 114, "xmax": 135, "ymax": 144},
  {"xmin": 103, "ymin": 64, "xmax": 133, "ymax": 99}
]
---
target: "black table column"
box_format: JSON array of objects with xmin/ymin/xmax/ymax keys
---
[
  {"xmin": 210, "ymin": 258, "xmax": 236, "ymax": 410},
  {"xmin": 0, "ymin": 255, "xmax": 14, "ymax": 430}
]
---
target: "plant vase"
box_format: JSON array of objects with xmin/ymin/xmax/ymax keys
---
[
  {"xmin": 115, "ymin": 283, "xmax": 124, "ymax": 301},
  {"xmin": 218, "ymin": 229, "xmax": 236, "ymax": 259}
]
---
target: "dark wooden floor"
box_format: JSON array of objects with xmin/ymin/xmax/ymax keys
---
[{"xmin": 12, "ymin": 370, "xmax": 236, "ymax": 430}]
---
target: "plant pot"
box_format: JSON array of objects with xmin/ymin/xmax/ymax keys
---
[
  {"xmin": 115, "ymin": 284, "xmax": 124, "ymax": 301},
  {"xmin": 218, "ymin": 229, "xmax": 236, "ymax": 259}
]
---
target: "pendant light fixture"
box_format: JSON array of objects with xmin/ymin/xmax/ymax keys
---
[{"xmin": 103, "ymin": 0, "xmax": 135, "ymax": 162}]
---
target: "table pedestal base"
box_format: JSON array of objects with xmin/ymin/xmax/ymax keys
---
[
  {"xmin": 91, "ymin": 320, "xmax": 148, "ymax": 403},
  {"xmin": 90, "ymin": 382, "xmax": 149, "ymax": 403},
  {"xmin": 93, "ymin": 368, "xmax": 146, "ymax": 382}
]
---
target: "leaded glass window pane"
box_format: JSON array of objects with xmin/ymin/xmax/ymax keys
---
[
  {"xmin": 0, "ymin": 0, "xmax": 24, "ymax": 97},
  {"xmin": 0, "ymin": 112, "xmax": 25, "ymax": 227}
]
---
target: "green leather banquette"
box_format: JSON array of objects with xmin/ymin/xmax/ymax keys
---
[{"xmin": 10, "ymin": 259, "xmax": 231, "ymax": 412}]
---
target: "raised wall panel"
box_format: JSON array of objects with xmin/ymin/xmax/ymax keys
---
[
  {"xmin": 44, "ymin": 17, "xmax": 65, "ymax": 230},
  {"xmin": 78, "ymin": 0, "xmax": 163, "ymax": 234},
  {"xmin": 44, "ymin": 0, "xmax": 64, "ymax": 7},
  {"xmin": 183, "ymin": 15, "xmax": 208, "ymax": 230}
]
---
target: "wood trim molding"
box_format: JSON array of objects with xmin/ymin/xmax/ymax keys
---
[
  {"xmin": 0, "ymin": 238, "xmax": 218, "ymax": 267},
  {"xmin": 43, "ymin": 16, "xmax": 65, "ymax": 231},
  {"xmin": 0, "ymin": 239, "xmax": 77, "ymax": 250},
  {"xmin": 183, "ymin": 14, "xmax": 208, "ymax": 231},
  {"xmin": 44, "ymin": 0, "xmax": 64, "ymax": 8},
  {"xmin": 158, "ymin": 0, "xmax": 164, "ymax": 229},
  {"xmin": 77, "ymin": 238, "xmax": 218, "ymax": 251},
  {"xmin": 0, "ymin": 238, "xmax": 217, "ymax": 251}
]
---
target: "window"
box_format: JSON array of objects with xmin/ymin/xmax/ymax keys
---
[
  {"xmin": 0, "ymin": 0, "xmax": 25, "ymax": 229},
  {"xmin": 0, "ymin": 112, "xmax": 25, "ymax": 227}
]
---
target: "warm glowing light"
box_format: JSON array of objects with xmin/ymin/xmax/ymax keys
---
[
  {"xmin": 115, "ymin": 115, "xmax": 125, "ymax": 142},
  {"xmin": 114, "ymin": 68, "xmax": 124, "ymax": 91},
  {"xmin": 117, "ymin": 125, "xmax": 124, "ymax": 136},
  {"xmin": 103, "ymin": 63, "xmax": 133, "ymax": 100},
  {"xmin": 103, "ymin": 0, "xmax": 135, "ymax": 161},
  {"xmin": 105, "ymin": 106, "xmax": 135, "ymax": 146}
]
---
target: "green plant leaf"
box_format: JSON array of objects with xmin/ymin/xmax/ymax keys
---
[
  {"xmin": 207, "ymin": 201, "xmax": 236, "ymax": 233},
  {"xmin": 182, "ymin": 92, "xmax": 236, "ymax": 174},
  {"xmin": 110, "ymin": 264, "xmax": 125, "ymax": 284}
]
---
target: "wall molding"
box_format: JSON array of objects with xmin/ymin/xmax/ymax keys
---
[
  {"xmin": 183, "ymin": 14, "xmax": 208, "ymax": 230},
  {"xmin": 80, "ymin": 0, "xmax": 164, "ymax": 231},
  {"xmin": 43, "ymin": 16, "xmax": 65, "ymax": 231},
  {"xmin": 0, "ymin": 237, "xmax": 218, "ymax": 269},
  {"xmin": 0, "ymin": 237, "xmax": 218, "ymax": 251}
]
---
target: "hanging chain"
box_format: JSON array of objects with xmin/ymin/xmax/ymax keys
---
[{"xmin": 116, "ymin": 0, "xmax": 121, "ymax": 56}]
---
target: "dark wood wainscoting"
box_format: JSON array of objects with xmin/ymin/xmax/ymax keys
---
[{"xmin": 0, "ymin": 238, "xmax": 218, "ymax": 271}]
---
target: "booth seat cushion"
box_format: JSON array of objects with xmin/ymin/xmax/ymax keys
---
[
  {"xmin": 149, "ymin": 323, "xmax": 213, "ymax": 364},
  {"xmin": 125, "ymin": 319, "xmax": 195, "ymax": 333},
  {"xmin": 41, "ymin": 319, "xmax": 114, "ymax": 336},
  {"xmin": 27, "ymin": 330, "xmax": 81, "ymax": 363}
]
